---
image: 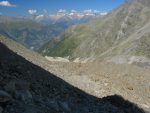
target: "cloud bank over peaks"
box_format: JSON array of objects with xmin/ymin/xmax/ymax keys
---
[
  {"xmin": 58, "ymin": 9, "xmax": 66, "ymax": 13},
  {"xmin": 28, "ymin": 9, "xmax": 37, "ymax": 15},
  {"xmin": 83, "ymin": 9, "xmax": 92, "ymax": 13},
  {"xmin": 27, "ymin": 9, "xmax": 108, "ymax": 20},
  {"xmin": 100, "ymin": 12, "xmax": 108, "ymax": 15}
]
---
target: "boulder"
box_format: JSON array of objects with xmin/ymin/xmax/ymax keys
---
[{"xmin": 58, "ymin": 101, "xmax": 71, "ymax": 112}]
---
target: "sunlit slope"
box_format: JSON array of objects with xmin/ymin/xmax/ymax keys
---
[
  {"xmin": 39, "ymin": 0, "xmax": 150, "ymax": 60},
  {"xmin": 0, "ymin": 16, "xmax": 64, "ymax": 50}
]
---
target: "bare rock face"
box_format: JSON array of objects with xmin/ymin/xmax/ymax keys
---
[{"xmin": 0, "ymin": 90, "xmax": 12, "ymax": 103}]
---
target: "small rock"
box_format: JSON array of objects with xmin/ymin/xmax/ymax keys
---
[
  {"xmin": 0, "ymin": 76, "xmax": 3, "ymax": 82},
  {"xmin": 4, "ymin": 80, "xmax": 30, "ymax": 94},
  {"xmin": 0, "ymin": 90, "xmax": 12, "ymax": 102},
  {"xmin": 46, "ymin": 99, "xmax": 59, "ymax": 111},
  {"xmin": 22, "ymin": 108, "xmax": 39, "ymax": 113},
  {"xmin": 104, "ymin": 83, "xmax": 108, "ymax": 86},
  {"xmin": 127, "ymin": 86, "xmax": 134, "ymax": 90},
  {"xmin": 15, "ymin": 90, "xmax": 32, "ymax": 103},
  {"xmin": 58, "ymin": 101, "xmax": 71, "ymax": 112},
  {"xmin": 0, "ymin": 107, "xmax": 3, "ymax": 113},
  {"xmin": 4, "ymin": 82, "xmax": 16, "ymax": 94},
  {"xmin": 141, "ymin": 104, "xmax": 149, "ymax": 109}
]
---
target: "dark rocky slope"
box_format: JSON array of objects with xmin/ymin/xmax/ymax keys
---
[{"xmin": 0, "ymin": 42, "xmax": 146, "ymax": 113}]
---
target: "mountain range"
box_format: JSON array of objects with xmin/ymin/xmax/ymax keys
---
[
  {"xmin": 39, "ymin": 0, "xmax": 150, "ymax": 64},
  {"xmin": 0, "ymin": 0, "xmax": 150, "ymax": 112},
  {"xmin": 33, "ymin": 10, "xmax": 107, "ymax": 25},
  {"xmin": 0, "ymin": 10, "xmax": 105, "ymax": 50},
  {"xmin": 0, "ymin": 16, "xmax": 66, "ymax": 50}
]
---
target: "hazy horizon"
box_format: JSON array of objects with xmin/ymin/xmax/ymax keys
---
[{"xmin": 0, "ymin": 0, "xmax": 124, "ymax": 16}]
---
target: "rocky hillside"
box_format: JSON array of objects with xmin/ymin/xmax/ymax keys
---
[
  {"xmin": 39, "ymin": 0, "xmax": 150, "ymax": 61},
  {"xmin": 0, "ymin": 34, "xmax": 148, "ymax": 113}
]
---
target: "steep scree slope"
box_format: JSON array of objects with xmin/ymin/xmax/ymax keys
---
[{"xmin": 0, "ymin": 36, "xmax": 147, "ymax": 113}]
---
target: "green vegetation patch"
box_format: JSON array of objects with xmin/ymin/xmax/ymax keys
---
[{"xmin": 41, "ymin": 36, "xmax": 80, "ymax": 57}]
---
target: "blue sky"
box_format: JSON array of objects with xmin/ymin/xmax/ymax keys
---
[{"xmin": 0, "ymin": 0, "xmax": 125, "ymax": 16}]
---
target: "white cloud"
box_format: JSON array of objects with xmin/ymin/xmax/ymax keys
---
[
  {"xmin": 100, "ymin": 12, "xmax": 108, "ymax": 16},
  {"xmin": 35, "ymin": 14, "xmax": 44, "ymax": 20},
  {"xmin": 83, "ymin": 9, "xmax": 92, "ymax": 13},
  {"xmin": 58, "ymin": 9, "xmax": 66, "ymax": 13},
  {"xmin": 28, "ymin": 9, "xmax": 37, "ymax": 15},
  {"xmin": 0, "ymin": 1, "xmax": 16, "ymax": 7}
]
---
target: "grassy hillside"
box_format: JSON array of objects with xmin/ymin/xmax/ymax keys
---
[{"xmin": 0, "ymin": 16, "xmax": 64, "ymax": 50}]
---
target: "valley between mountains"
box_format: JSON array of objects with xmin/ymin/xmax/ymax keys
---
[{"xmin": 0, "ymin": 0, "xmax": 150, "ymax": 113}]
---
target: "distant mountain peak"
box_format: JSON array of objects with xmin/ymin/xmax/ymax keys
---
[{"xmin": 34, "ymin": 10, "xmax": 108, "ymax": 24}]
